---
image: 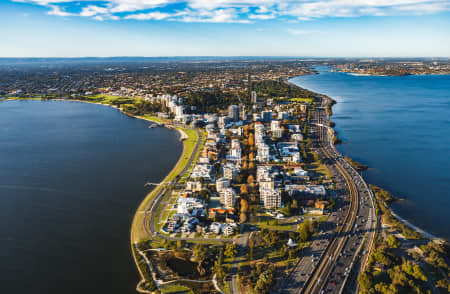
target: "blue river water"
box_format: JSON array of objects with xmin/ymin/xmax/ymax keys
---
[
  {"xmin": 291, "ymin": 67, "xmax": 450, "ymax": 240},
  {"xmin": 0, "ymin": 100, "xmax": 182, "ymax": 293}
]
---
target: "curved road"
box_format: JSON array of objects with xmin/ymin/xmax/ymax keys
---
[
  {"xmin": 143, "ymin": 127, "xmax": 233, "ymax": 243},
  {"xmin": 301, "ymin": 97, "xmax": 377, "ymax": 294}
]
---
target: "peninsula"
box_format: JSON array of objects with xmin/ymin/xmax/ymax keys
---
[{"xmin": 2, "ymin": 58, "xmax": 449, "ymax": 294}]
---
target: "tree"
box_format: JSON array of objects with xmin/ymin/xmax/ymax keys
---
[
  {"xmin": 240, "ymin": 198, "xmax": 249, "ymax": 212},
  {"xmin": 144, "ymin": 280, "xmax": 157, "ymax": 291},
  {"xmin": 374, "ymin": 282, "xmax": 397, "ymax": 294},
  {"xmin": 374, "ymin": 248, "xmax": 394, "ymax": 266},
  {"xmin": 358, "ymin": 271, "xmax": 374, "ymax": 291},
  {"xmin": 407, "ymin": 263, "xmax": 427, "ymax": 282},
  {"xmin": 198, "ymin": 190, "xmax": 210, "ymax": 200},
  {"xmin": 254, "ymin": 267, "xmax": 275, "ymax": 294},
  {"xmin": 386, "ymin": 235, "xmax": 400, "ymax": 249},
  {"xmin": 247, "ymin": 174, "xmax": 255, "ymax": 186},
  {"xmin": 240, "ymin": 212, "xmax": 247, "ymax": 223},
  {"xmin": 192, "ymin": 244, "xmax": 208, "ymax": 263},
  {"xmin": 248, "ymin": 133, "xmax": 255, "ymax": 146},
  {"xmin": 248, "ymin": 161, "xmax": 256, "ymax": 170},
  {"xmin": 224, "ymin": 244, "xmax": 237, "ymax": 258},
  {"xmin": 243, "ymin": 125, "xmax": 250, "ymax": 137},
  {"xmin": 240, "ymin": 184, "xmax": 249, "ymax": 196},
  {"xmin": 308, "ymin": 219, "xmax": 318, "ymax": 234},
  {"xmin": 249, "ymin": 152, "xmax": 255, "ymax": 161},
  {"xmin": 280, "ymin": 203, "xmax": 292, "ymax": 217},
  {"xmin": 280, "ymin": 244, "xmax": 287, "ymax": 258},
  {"xmin": 214, "ymin": 263, "xmax": 227, "ymax": 283},
  {"xmin": 298, "ymin": 221, "xmax": 310, "ymax": 242}
]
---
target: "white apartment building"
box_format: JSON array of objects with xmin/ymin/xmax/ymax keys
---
[
  {"xmin": 223, "ymin": 164, "xmax": 238, "ymax": 181},
  {"xmin": 260, "ymin": 188, "xmax": 281, "ymax": 208},
  {"xmin": 175, "ymin": 105, "xmax": 184, "ymax": 119},
  {"xmin": 222, "ymin": 223, "xmax": 237, "ymax": 236},
  {"xmin": 256, "ymin": 143, "xmax": 270, "ymax": 163},
  {"xmin": 190, "ymin": 164, "xmax": 214, "ymax": 181},
  {"xmin": 291, "ymin": 133, "xmax": 304, "ymax": 141},
  {"xmin": 251, "ymin": 90, "xmax": 257, "ymax": 104},
  {"xmin": 259, "ymin": 180, "xmax": 275, "ymax": 191},
  {"xmin": 271, "ymin": 120, "xmax": 281, "ymax": 132},
  {"xmin": 271, "ymin": 120, "xmax": 283, "ymax": 138},
  {"xmin": 285, "ymin": 185, "xmax": 327, "ymax": 197},
  {"xmin": 220, "ymin": 187, "xmax": 236, "ymax": 208},
  {"xmin": 216, "ymin": 177, "xmax": 230, "ymax": 193},
  {"xmin": 231, "ymin": 138, "xmax": 240, "ymax": 149},
  {"xmin": 228, "ymin": 105, "xmax": 240, "ymax": 121},
  {"xmin": 209, "ymin": 222, "xmax": 221, "ymax": 234},
  {"xmin": 257, "ymin": 165, "xmax": 272, "ymax": 183},
  {"xmin": 186, "ymin": 181, "xmax": 202, "ymax": 192},
  {"xmin": 177, "ymin": 197, "xmax": 204, "ymax": 214}
]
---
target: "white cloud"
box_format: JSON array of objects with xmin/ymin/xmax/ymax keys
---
[
  {"xmin": 125, "ymin": 11, "xmax": 171, "ymax": 20},
  {"xmin": 179, "ymin": 8, "xmax": 250, "ymax": 23},
  {"xmin": 47, "ymin": 4, "xmax": 74, "ymax": 16},
  {"xmin": 248, "ymin": 13, "xmax": 275, "ymax": 20},
  {"xmin": 14, "ymin": 0, "xmax": 450, "ymax": 22},
  {"xmin": 80, "ymin": 5, "xmax": 109, "ymax": 17}
]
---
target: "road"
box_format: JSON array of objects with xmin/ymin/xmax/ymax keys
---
[
  {"xmin": 303, "ymin": 97, "xmax": 377, "ymax": 294},
  {"xmin": 142, "ymin": 128, "xmax": 232, "ymax": 243},
  {"xmin": 281, "ymin": 95, "xmax": 377, "ymax": 294},
  {"xmin": 229, "ymin": 232, "xmax": 251, "ymax": 294}
]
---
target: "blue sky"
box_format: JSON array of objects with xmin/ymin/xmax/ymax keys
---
[{"xmin": 1, "ymin": 0, "xmax": 450, "ymax": 57}]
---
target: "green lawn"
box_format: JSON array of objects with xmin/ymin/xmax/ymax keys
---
[
  {"xmin": 131, "ymin": 128, "xmax": 200, "ymax": 243},
  {"xmin": 161, "ymin": 284, "xmax": 194, "ymax": 294},
  {"xmin": 139, "ymin": 114, "xmax": 165, "ymax": 123},
  {"xmin": 4, "ymin": 96, "xmax": 44, "ymax": 100},
  {"xmin": 290, "ymin": 97, "xmax": 314, "ymax": 103}
]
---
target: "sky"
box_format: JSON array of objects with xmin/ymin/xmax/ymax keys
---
[{"xmin": 1, "ymin": 0, "xmax": 450, "ymax": 57}]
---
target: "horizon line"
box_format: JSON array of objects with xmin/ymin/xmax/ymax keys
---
[{"xmin": 1, "ymin": 56, "xmax": 449, "ymax": 59}]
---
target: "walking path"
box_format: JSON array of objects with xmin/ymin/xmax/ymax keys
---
[
  {"xmin": 390, "ymin": 209, "xmax": 441, "ymax": 240},
  {"xmin": 135, "ymin": 246, "xmax": 224, "ymax": 293}
]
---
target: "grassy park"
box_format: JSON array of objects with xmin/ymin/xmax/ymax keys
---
[{"xmin": 131, "ymin": 127, "xmax": 200, "ymax": 243}]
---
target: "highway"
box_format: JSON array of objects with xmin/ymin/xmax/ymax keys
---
[
  {"xmin": 281, "ymin": 95, "xmax": 377, "ymax": 294},
  {"xmin": 302, "ymin": 97, "xmax": 377, "ymax": 294}
]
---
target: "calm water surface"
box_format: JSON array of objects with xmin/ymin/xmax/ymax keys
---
[
  {"xmin": 292, "ymin": 67, "xmax": 450, "ymax": 240},
  {"xmin": 0, "ymin": 100, "xmax": 182, "ymax": 293}
]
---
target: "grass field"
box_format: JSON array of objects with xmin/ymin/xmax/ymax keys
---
[
  {"xmin": 290, "ymin": 97, "xmax": 314, "ymax": 103},
  {"xmin": 161, "ymin": 284, "xmax": 194, "ymax": 294},
  {"xmin": 131, "ymin": 128, "xmax": 200, "ymax": 243},
  {"xmin": 4, "ymin": 96, "xmax": 44, "ymax": 100},
  {"xmin": 139, "ymin": 114, "xmax": 165, "ymax": 123}
]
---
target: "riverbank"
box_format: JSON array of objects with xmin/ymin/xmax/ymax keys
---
[
  {"xmin": 130, "ymin": 126, "xmax": 200, "ymax": 293},
  {"xmin": 289, "ymin": 75, "xmax": 447, "ymax": 242}
]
